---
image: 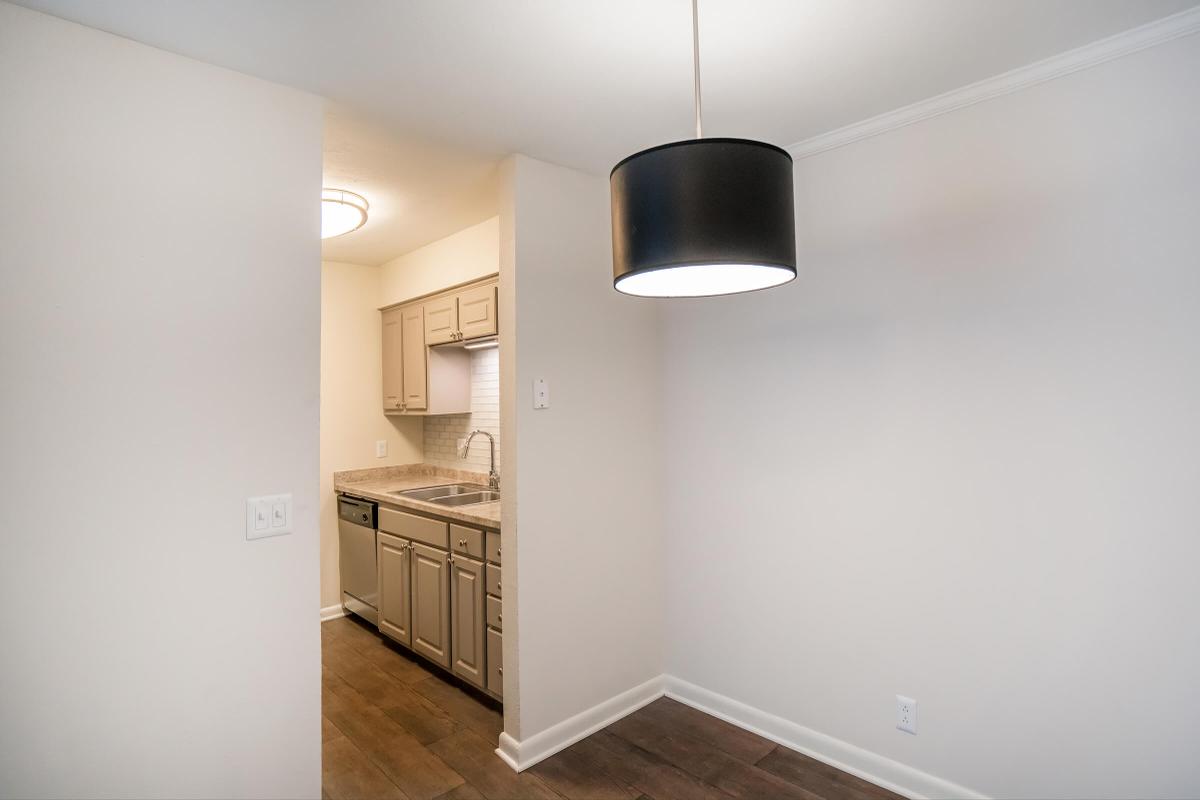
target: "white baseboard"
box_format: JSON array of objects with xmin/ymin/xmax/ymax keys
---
[
  {"xmin": 319, "ymin": 604, "xmax": 346, "ymax": 622},
  {"xmin": 494, "ymin": 675, "xmax": 665, "ymax": 772},
  {"xmin": 663, "ymin": 675, "xmax": 987, "ymax": 800}
]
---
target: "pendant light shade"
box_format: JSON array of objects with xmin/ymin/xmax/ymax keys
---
[{"xmin": 611, "ymin": 138, "xmax": 796, "ymax": 297}]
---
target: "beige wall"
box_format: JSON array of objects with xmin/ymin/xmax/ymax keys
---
[
  {"xmin": 662, "ymin": 34, "xmax": 1200, "ymax": 799},
  {"xmin": 0, "ymin": 5, "xmax": 323, "ymax": 797},
  {"xmin": 379, "ymin": 215, "xmax": 499, "ymax": 305},
  {"xmin": 320, "ymin": 260, "xmax": 423, "ymax": 610}
]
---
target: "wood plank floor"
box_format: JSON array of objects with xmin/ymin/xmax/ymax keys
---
[{"xmin": 322, "ymin": 615, "xmax": 902, "ymax": 800}]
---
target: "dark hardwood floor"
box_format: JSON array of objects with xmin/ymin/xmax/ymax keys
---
[{"xmin": 322, "ymin": 616, "xmax": 902, "ymax": 800}]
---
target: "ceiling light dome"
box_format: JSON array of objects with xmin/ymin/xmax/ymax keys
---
[{"xmin": 321, "ymin": 188, "xmax": 368, "ymax": 239}]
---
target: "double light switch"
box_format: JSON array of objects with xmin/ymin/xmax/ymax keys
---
[{"xmin": 246, "ymin": 493, "xmax": 293, "ymax": 540}]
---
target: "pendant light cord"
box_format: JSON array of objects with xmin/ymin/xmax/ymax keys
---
[{"xmin": 692, "ymin": 0, "xmax": 703, "ymax": 138}]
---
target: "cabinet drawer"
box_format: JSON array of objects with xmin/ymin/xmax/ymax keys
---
[
  {"xmin": 379, "ymin": 506, "xmax": 448, "ymax": 549},
  {"xmin": 485, "ymin": 563, "xmax": 501, "ymax": 598},
  {"xmin": 450, "ymin": 524, "xmax": 483, "ymax": 559},
  {"xmin": 486, "ymin": 627, "xmax": 503, "ymax": 698},
  {"xmin": 486, "ymin": 594, "xmax": 502, "ymax": 631},
  {"xmin": 485, "ymin": 530, "xmax": 501, "ymax": 563}
]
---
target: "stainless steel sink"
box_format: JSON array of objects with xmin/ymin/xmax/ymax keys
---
[
  {"xmin": 428, "ymin": 491, "xmax": 501, "ymax": 507},
  {"xmin": 390, "ymin": 483, "xmax": 489, "ymax": 501}
]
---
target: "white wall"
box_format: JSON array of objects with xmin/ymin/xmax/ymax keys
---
[
  {"xmin": 424, "ymin": 347, "xmax": 500, "ymax": 471},
  {"xmin": 379, "ymin": 215, "xmax": 499, "ymax": 306},
  {"xmin": 320, "ymin": 261, "xmax": 424, "ymax": 610},
  {"xmin": 0, "ymin": 5, "xmax": 323, "ymax": 798},
  {"xmin": 502, "ymin": 155, "xmax": 664, "ymax": 742},
  {"xmin": 662, "ymin": 34, "xmax": 1200, "ymax": 799}
]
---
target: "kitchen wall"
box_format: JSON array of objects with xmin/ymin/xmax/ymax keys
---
[
  {"xmin": 320, "ymin": 260, "xmax": 424, "ymax": 611},
  {"xmin": 423, "ymin": 346, "xmax": 500, "ymax": 472},
  {"xmin": 498, "ymin": 155, "xmax": 664, "ymax": 752},
  {"xmin": 661, "ymin": 34, "xmax": 1200, "ymax": 799},
  {"xmin": 379, "ymin": 215, "xmax": 499, "ymax": 306},
  {"xmin": 0, "ymin": 4, "xmax": 322, "ymax": 798}
]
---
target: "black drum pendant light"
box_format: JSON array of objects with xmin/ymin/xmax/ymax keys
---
[{"xmin": 611, "ymin": 0, "xmax": 796, "ymax": 298}]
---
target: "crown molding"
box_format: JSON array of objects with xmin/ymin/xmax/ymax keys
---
[{"xmin": 787, "ymin": 5, "xmax": 1200, "ymax": 160}]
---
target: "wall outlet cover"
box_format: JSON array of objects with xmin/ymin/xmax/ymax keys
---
[
  {"xmin": 376, "ymin": 439, "xmax": 387, "ymax": 458},
  {"xmin": 896, "ymin": 695, "xmax": 918, "ymax": 735}
]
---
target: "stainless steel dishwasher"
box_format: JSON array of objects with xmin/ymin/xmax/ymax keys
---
[{"xmin": 337, "ymin": 496, "xmax": 378, "ymax": 624}]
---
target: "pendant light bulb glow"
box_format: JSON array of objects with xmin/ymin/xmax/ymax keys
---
[
  {"xmin": 321, "ymin": 188, "xmax": 369, "ymax": 239},
  {"xmin": 610, "ymin": 0, "xmax": 796, "ymax": 298}
]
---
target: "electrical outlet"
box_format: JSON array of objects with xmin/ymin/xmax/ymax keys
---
[
  {"xmin": 375, "ymin": 440, "xmax": 387, "ymax": 458},
  {"xmin": 896, "ymin": 695, "xmax": 917, "ymax": 735}
]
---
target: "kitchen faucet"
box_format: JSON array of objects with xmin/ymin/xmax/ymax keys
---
[{"xmin": 463, "ymin": 429, "xmax": 499, "ymax": 491}]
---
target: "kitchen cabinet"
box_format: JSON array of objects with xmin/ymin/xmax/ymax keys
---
[
  {"xmin": 450, "ymin": 552, "xmax": 486, "ymax": 689},
  {"xmin": 416, "ymin": 278, "xmax": 498, "ymax": 345},
  {"xmin": 484, "ymin": 529, "xmax": 502, "ymax": 699},
  {"xmin": 381, "ymin": 308, "xmax": 403, "ymax": 412},
  {"xmin": 400, "ymin": 305, "xmax": 427, "ymax": 411},
  {"xmin": 457, "ymin": 282, "xmax": 497, "ymax": 340},
  {"xmin": 423, "ymin": 295, "xmax": 458, "ymax": 345},
  {"xmin": 410, "ymin": 541, "xmax": 452, "ymax": 668},
  {"xmin": 377, "ymin": 532, "xmax": 412, "ymax": 647},
  {"xmin": 486, "ymin": 628, "xmax": 503, "ymax": 697},
  {"xmin": 356, "ymin": 494, "xmax": 501, "ymax": 700},
  {"xmin": 382, "ymin": 302, "xmax": 470, "ymax": 416}
]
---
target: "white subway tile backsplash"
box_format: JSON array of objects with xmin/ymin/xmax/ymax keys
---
[{"xmin": 423, "ymin": 346, "xmax": 500, "ymax": 472}]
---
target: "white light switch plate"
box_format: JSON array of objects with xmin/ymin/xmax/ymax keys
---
[
  {"xmin": 533, "ymin": 377, "xmax": 550, "ymax": 409},
  {"xmin": 246, "ymin": 494, "xmax": 292, "ymax": 540},
  {"xmin": 375, "ymin": 440, "xmax": 387, "ymax": 458}
]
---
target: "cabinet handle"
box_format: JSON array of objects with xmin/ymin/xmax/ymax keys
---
[
  {"xmin": 497, "ymin": 667, "xmax": 503, "ymax": 675},
  {"xmin": 497, "ymin": 613, "xmax": 502, "ymax": 622},
  {"xmin": 447, "ymin": 553, "xmax": 454, "ymax": 564},
  {"xmin": 458, "ymin": 538, "xmax": 467, "ymax": 547}
]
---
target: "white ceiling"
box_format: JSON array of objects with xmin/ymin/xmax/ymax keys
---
[
  {"xmin": 15, "ymin": 0, "xmax": 1197, "ymax": 262},
  {"xmin": 321, "ymin": 108, "xmax": 500, "ymax": 265}
]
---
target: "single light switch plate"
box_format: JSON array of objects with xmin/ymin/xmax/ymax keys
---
[
  {"xmin": 533, "ymin": 377, "xmax": 550, "ymax": 409},
  {"xmin": 896, "ymin": 695, "xmax": 918, "ymax": 735},
  {"xmin": 246, "ymin": 494, "xmax": 292, "ymax": 540},
  {"xmin": 375, "ymin": 440, "xmax": 387, "ymax": 458}
]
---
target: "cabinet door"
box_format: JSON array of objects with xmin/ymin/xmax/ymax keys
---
[
  {"xmin": 423, "ymin": 295, "xmax": 458, "ymax": 345},
  {"xmin": 486, "ymin": 627, "xmax": 503, "ymax": 698},
  {"xmin": 457, "ymin": 283, "xmax": 497, "ymax": 340},
  {"xmin": 410, "ymin": 542, "xmax": 451, "ymax": 668},
  {"xmin": 377, "ymin": 533, "xmax": 412, "ymax": 648},
  {"xmin": 450, "ymin": 555, "xmax": 486, "ymax": 689},
  {"xmin": 400, "ymin": 305, "xmax": 428, "ymax": 411},
  {"xmin": 381, "ymin": 308, "xmax": 404, "ymax": 412}
]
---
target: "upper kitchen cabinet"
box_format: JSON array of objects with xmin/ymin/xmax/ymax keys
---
[
  {"xmin": 423, "ymin": 294, "xmax": 458, "ymax": 345},
  {"xmin": 381, "ymin": 307, "xmax": 404, "ymax": 412},
  {"xmin": 400, "ymin": 305, "xmax": 427, "ymax": 411},
  {"xmin": 420, "ymin": 278, "xmax": 498, "ymax": 345},
  {"xmin": 457, "ymin": 282, "xmax": 498, "ymax": 340},
  {"xmin": 381, "ymin": 302, "xmax": 471, "ymax": 416}
]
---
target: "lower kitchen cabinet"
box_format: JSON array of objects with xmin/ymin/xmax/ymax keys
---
[
  {"xmin": 377, "ymin": 532, "xmax": 412, "ymax": 647},
  {"xmin": 410, "ymin": 541, "xmax": 452, "ymax": 669},
  {"xmin": 486, "ymin": 627, "xmax": 503, "ymax": 697},
  {"xmin": 450, "ymin": 554, "xmax": 486, "ymax": 689},
  {"xmin": 359, "ymin": 499, "xmax": 502, "ymax": 700}
]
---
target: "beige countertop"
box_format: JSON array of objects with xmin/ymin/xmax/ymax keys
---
[{"xmin": 334, "ymin": 464, "xmax": 500, "ymax": 530}]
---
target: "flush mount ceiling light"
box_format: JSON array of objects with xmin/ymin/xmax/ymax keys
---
[
  {"xmin": 611, "ymin": 0, "xmax": 796, "ymax": 298},
  {"xmin": 321, "ymin": 188, "xmax": 369, "ymax": 239}
]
